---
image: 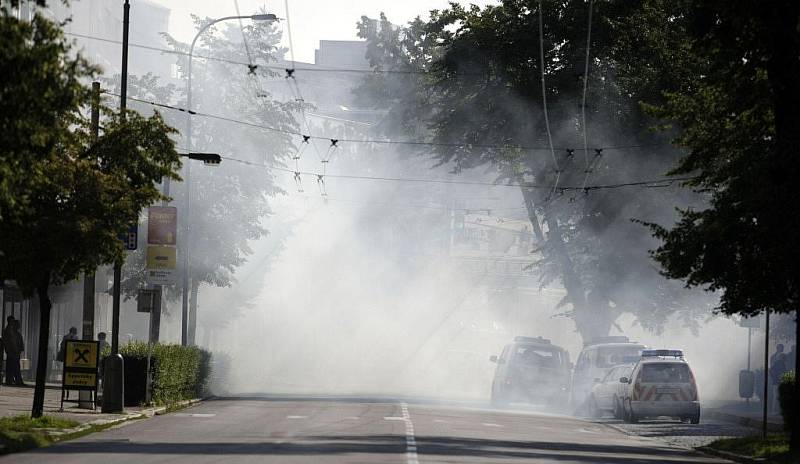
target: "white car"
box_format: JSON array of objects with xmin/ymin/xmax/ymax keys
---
[
  {"xmin": 570, "ymin": 336, "xmax": 646, "ymax": 413},
  {"xmin": 586, "ymin": 363, "xmax": 635, "ymax": 419},
  {"xmin": 621, "ymin": 349, "xmax": 700, "ymax": 424}
]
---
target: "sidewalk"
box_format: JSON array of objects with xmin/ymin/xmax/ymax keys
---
[
  {"xmin": 0, "ymin": 384, "xmax": 151, "ymax": 425},
  {"xmin": 703, "ymin": 400, "xmax": 784, "ymax": 433}
]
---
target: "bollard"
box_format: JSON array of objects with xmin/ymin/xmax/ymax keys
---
[{"xmin": 102, "ymin": 353, "xmax": 125, "ymax": 413}]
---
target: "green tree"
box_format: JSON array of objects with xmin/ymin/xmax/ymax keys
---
[
  {"xmin": 636, "ymin": 0, "xmax": 800, "ymax": 453},
  {"xmin": 0, "ymin": 10, "xmax": 93, "ymax": 224},
  {"xmin": 0, "ymin": 11, "xmax": 182, "ymax": 417},
  {"xmin": 105, "ymin": 15, "xmax": 299, "ymax": 344},
  {"xmin": 355, "ymin": 2, "xmax": 710, "ymax": 342}
]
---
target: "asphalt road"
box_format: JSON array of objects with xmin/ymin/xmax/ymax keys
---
[{"xmin": 2, "ymin": 397, "xmax": 733, "ymax": 463}]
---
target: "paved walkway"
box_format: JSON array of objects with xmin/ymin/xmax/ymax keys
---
[{"xmin": 0, "ymin": 384, "xmax": 146, "ymax": 424}]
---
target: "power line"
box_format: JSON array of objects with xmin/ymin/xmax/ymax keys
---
[
  {"xmin": 64, "ymin": 31, "xmax": 467, "ymax": 76},
  {"xmin": 537, "ymin": 0, "xmax": 560, "ymax": 199},
  {"xmin": 214, "ymin": 153, "xmax": 696, "ymax": 192},
  {"xmin": 580, "ymin": 0, "xmax": 597, "ymax": 191},
  {"xmin": 111, "ymin": 89, "xmax": 672, "ymax": 155}
]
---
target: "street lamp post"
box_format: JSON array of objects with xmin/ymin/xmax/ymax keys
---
[
  {"xmin": 182, "ymin": 13, "xmax": 277, "ymax": 346},
  {"xmin": 102, "ymin": 0, "xmax": 131, "ymax": 413}
]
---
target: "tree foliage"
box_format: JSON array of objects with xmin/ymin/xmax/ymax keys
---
[
  {"xmin": 0, "ymin": 10, "xmax": 182, "ymax": 417},
  {"xmin": 355, "ymin": 1, "xmax": 711, "ymax": 340},
  {"xmin": 0, "ymin": 11, "xmax": 95, "ymax": 224},
  {"xmin": 106, "ymin": 14, "xmax": 299, "ymax": 341}
]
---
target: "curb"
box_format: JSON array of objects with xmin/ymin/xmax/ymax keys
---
[
  {"xmin": 46, "ymin": 398, "xmax": 203, "ymax": 437},
  {"xmin": 696, "ymin": 446, "xmax": 766, "ymax": 464},
  {"xmin": 704, "ymin": 410, "xmax": 783, "ymax": 433}
]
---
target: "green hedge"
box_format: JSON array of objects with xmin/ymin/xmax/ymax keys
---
[
  {"xmin": 778, "ymin": 371, "xmax": 795, "ymax": 433},
  {"xmin": 119, "ymin": 342, "xmax": 211, "ymax": 407}
]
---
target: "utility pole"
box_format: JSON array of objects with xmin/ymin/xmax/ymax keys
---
[
  {"xmin": 102, "ymin": 0, "xmax": 129, "ymax": 413},
  {"xmin": 79, "ymin": 81, "xmax": 101, "ymax": 409},
  {"xmin": 762, "ymin": 309, "xmax": 770, "ymax": 439}
]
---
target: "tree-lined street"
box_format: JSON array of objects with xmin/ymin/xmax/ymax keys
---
[{"xmin": 0, "ymin": 398, "xmax": 731, "ymax": 463}]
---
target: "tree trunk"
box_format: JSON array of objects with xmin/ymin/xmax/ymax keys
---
[
  {"xmin": 519, "ymin": 183, "xmax": 615, "ymax": 343},
  {"xmin": 792, "ymin": 307, "xmax": 799, "ymax": 452},
  {"xmin": 187, "ymin": 279, "xmax": 199, "ymax": 346},
  {"xmin": 518, "ymin": 185, "xmax": 546, "ymax": 243},
  {"xmin": 31, "ymin": 283, "xmax": 52, "ymax": 418},
  {"xmin": 760, "ymin": 3, "xmax": 800, "ymax": 453}
]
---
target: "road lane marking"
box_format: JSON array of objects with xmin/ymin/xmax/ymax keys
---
[
  {"xmin": 384, "ymin": 416, "xmax": 405, "ymax": 421},
  {"xmin": 345, "ymin": 416, "xmax": 360, "ymax": 420},
  {"xmin": 175, "ymin": 413, "xmax": 216, "ymax": 418},
  {"xmin": 432, "ymin": 419, "xmax": 449, "ymax": 423},
  {"xmin": 401, "ymin": 402, "xmax": 419, "ymax": 464},
  {"xmin": 286, "ymin": 415, "xmax": 308, "ymax": 419},
  {"xmin": 482, "ymin": 422, "xmax": 503, "ymax": 428}
]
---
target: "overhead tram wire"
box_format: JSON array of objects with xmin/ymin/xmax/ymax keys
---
[
  {"xmin": 537, "ymin": 0, "xmax": 561, "ymax": 200},
  {"xmin": 64, "ymin": 31, "xmax": 488, "ymax": 76},
  {"xmin": 579, "ymin": 0, "xmax": 597, "ymax": 192},
  {"xmin": 213, "ymin": 152, "xmax": 696, "ymax": 192},
  {"xmin": 281, "ymin": 0, "xmax": 331, "ymax": 195},
  {"xmin": 105, "ymin": 91, "xmax": 673, "ymax": 154}
]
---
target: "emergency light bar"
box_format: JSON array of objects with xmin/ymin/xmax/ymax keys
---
[
  {"xmin": 641, "ymin": 349, "xmax": 684, "ymax": 358},
  {"xmin": 514, "ymin": 336, "xmax": 551, "ymax": 344}
]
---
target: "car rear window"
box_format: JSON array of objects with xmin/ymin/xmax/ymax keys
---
[
  {"xmin": 596, "ymin": 346, "xmax": 643, "ymax": 368},
  {"xmin": 513, "ymin": 346, "xmax": 563, "ymax": 367},
  {"xmin": 641, "ymin": 363, "xmax": 692, "ymax": 383}
]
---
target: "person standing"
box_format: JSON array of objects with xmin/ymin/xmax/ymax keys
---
[
  {"xmin": 3, "ymin": 317, "xmax": 23, "ymax": 386},
  {"xmin": 10, "ymin": 320, "xmax": 24, "ymax": 385},
  {"xmin": 769, "ymin": 343, "xmax": 787, "ymax": 413},
  {"xmin": 57, "ymin": 327, "xmax": 79, "ymax": 363}
]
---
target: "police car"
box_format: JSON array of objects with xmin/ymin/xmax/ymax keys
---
[{"xmin": 620, "ymin": 349, "xmax": 700, "ymax": 424}]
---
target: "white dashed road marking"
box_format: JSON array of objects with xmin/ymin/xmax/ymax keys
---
[
  {"xmin": 286, "ymin": 415, "xmax": 308, "ymax": 419},
  {"xmin": 481, "ymin": 422, "xmax": 503, "ymax": 428},
  {"xmin": 401, "ymin": 402, "xmax": 419, "ymax": 464}
]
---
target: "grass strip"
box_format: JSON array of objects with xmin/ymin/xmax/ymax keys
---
[
  {"xmin": 0, "ymin": 415, "xmax": 80, "ymax": 455},
  {"xmin": 706, "ymin": 434, "xmax": 796, "ymax": 463}
]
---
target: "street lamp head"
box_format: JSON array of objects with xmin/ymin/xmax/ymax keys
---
[{"xmin": 251, "ymin": 13, "xmax": 278, "ymax": 22}]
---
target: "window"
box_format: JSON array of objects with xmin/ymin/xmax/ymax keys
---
[
  {"xmin": 596, "ymin": 346, "xmax": 643, "ymax": 368},
  {"xmin": 513, "ymin": 345, "xmax": 562, "ymax": 367},
  {"xmin": 641, "ymin": 363, "xmax": 692, "ymax": 384}
]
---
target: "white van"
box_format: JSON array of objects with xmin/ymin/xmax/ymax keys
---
[{"xmin": 570, "ymin": 336, "xmax": 645, "ymax": 413}]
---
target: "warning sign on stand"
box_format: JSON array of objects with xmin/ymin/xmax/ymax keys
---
[{"xmin": 61, "ymin": 340, "xmax": 100, "ymax": 410}]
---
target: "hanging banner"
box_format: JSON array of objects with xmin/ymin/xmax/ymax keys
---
[
  {"xmin": 146, "ymin": 245, "xmax": 177, "ymax": 285},
  {"xmin": 147, "ymin": 206, "xmax": 177, "ymax": 245}
]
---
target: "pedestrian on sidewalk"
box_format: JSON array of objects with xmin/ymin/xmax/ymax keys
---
[
  {"xmin": 56, "ymin": 327, "xmax": 79, "ymax": 363},
  {"xmin": 788, "ymin": 345, "xmax": 796, "ymax": 374},
  {"xmin": 769, "ymin": 343, "xmax": 787, "ymax": 413},
  {"xmin": 3, "ymin": 318, "xmax": 24, "ymax": 386}
]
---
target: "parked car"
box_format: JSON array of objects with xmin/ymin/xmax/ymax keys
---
[
  {"xmin": 586, "ymin": 363, "xmax": 635, "ymax": 419},
  {"xmin": 570, "ymin": 336, "xmax": 646, "ymax": 413},
  {"xmin": 620, "ymin": 349, "xmax": 700, "ymax": 424},
  {"xmin": 489, "ymin": 336, "xmax": 571, "ymax": 407}
]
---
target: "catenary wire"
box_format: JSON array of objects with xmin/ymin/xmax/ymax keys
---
[
  {"xmin": 537, "ymin": 0, "xmax": 560, "ymax": 199},
  {"xmin": 579, "ymin": 0, "xmax": 596, "ymax": 190},
  {"xmin": 107, "ymin": 91, "xmax": 674, "ymax": 154},
  {"xmin": 210, "ymin": 153, "xmax": 697, "ymax": 191}
]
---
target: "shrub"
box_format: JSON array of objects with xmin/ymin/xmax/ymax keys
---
[
  {"xmin": 119, "ymin": 342, "xmax": 212, "ymax": 406},
  {"xmin": 778, "ymin": 371, "xmax": 795, "ymax": 433}
]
